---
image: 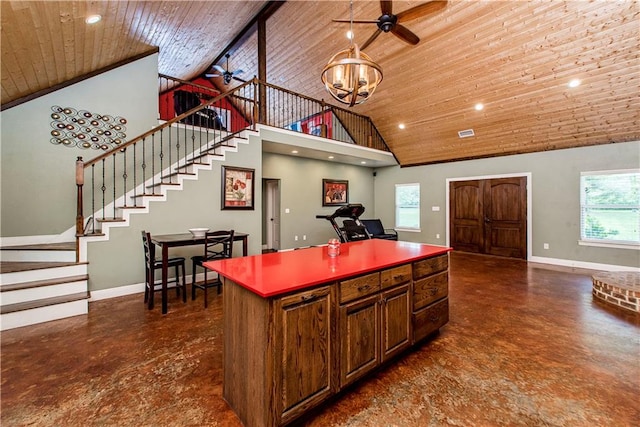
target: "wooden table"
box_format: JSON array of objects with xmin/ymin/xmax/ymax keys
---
[{"xmin": 151, "ymin": 232, "xmax": 248, "ymax": 314}]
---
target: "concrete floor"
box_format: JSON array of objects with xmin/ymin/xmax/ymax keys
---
[{"xmin": 1, "ymin": 251, "xmax": 638, "ymax": 426}]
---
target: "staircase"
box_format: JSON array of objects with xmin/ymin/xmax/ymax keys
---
[
  {"xmin": 0, "ymin": 243, "xmax": 88, "ymax": 331},
  {"xmin": 0, "ymin": 126, "xmax": 252, "ymax": 331}
]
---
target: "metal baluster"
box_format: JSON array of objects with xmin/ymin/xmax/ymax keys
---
[
  {"xmin": 112, "ymin": 153, "xmax": 117, "ymax": 219},
  {"xmin": 158, "ymin": 131, "xmax": 163, "ymax": 192},
  {"xmin": 101, "ymin": 159, "xmax": 106, "ymax": 221},
  {"xmin": 91, "ymin": 164, "xmax": 96, "ymax": 234}
]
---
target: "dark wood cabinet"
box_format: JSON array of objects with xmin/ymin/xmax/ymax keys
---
[
  {"xmin": 381, "ymin": 283, "xmax": 411, "ymax": 362},
  {"xmin": 338, "ymin": 265, "xmax": 412, "ymax": 387},
  {"xmin": 339, "ymin": 292, "xmax": 380, "ymax": 387},
  {"xmin": 222, "ymin": 251, "xmax": 449, "ymax": 427},
  {"xmin": 276, "ymin": 286, "xmax": 336, "ymax": 425},
  {"xmin": 412, "ymin": 253, "xmax": 449, "ymax": 343}
]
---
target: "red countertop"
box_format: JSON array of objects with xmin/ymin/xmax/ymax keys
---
[{"xmin": 204, "ymin": 239, "xmax": 451, "ymax": 298}]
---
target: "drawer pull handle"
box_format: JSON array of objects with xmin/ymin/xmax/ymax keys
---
[
  {"xmin": 393, "ymin": 275, "xmax": 405, "ymax": 280},
  {"xmin": 357, "ymin": 285, "xmax": 371, "ymax": 292},
  {"xmin": 429, "ymin": 288, "xmax": 438, "ymax": 296},
  {"xmin": 301, "ymin": 294, "xmax": 318, "ymax": 302}
]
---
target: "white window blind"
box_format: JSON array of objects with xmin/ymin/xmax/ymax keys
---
[
  {"xmin": 395, "ymin": 183, "xmax": 420, "ymax": 230},
  {"xmin": 580, "ymin": 170, "xmax": 640, "ymax": 246}
]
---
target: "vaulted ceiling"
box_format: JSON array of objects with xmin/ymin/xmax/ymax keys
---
[{"xmin": 2, "ymin": 1, "xmax": 639, "ymax": 166}]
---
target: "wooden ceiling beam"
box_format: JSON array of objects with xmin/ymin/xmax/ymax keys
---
[{"xmin": 206, "ymin": 1, "xmax": 285, "ymax": 75}]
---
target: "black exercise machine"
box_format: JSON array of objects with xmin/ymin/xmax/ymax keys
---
[{"xmin": 316, "ymin": 203, "xmax": 371, "ymax": 243}]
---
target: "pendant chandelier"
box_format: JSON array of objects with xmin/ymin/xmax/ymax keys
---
[{"xmin": 321, "ymin": 1, "xmax": 383, "ymax": 107}]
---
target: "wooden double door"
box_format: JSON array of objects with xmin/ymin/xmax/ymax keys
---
[{"xmin": 450, "ymin": 177, "xmax": 527, "ymax": 259}]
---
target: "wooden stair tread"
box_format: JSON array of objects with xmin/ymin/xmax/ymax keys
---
[
  {"xmin": 160, "ymin": 172, "xmax": 196, "ymax": 180},
  {"xmin": 1, "ymin": 291, "xmax": 89, "ymax": 314},
  {"xmin": 131, "ymin": 193, "xmax": 164, "ymax": 199},
  {"xmin": 0, "ymin": 242, "xmax": 75, "ymax": 251},
  {"xmin": 0, "ymin": 261, "xmax": 86, "ymax": 274},
  {"xmin": 1, "ymin": 274, "xmax": 89, "ymax": 292},
  {"xmin": 96, "ymin": 218, "xmax": 126, "ymax": 223},
  {"xmin": 78, "ymin": 232, "xmax": 105, "ymax": 238}
]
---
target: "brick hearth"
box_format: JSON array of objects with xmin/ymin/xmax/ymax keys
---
[{"xmin": 592, "ymin": 271, "xmax": 640, "ymax": 314}]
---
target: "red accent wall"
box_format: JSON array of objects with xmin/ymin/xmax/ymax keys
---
[{"xmin": 159, "ymin": 77, "xmax": 250, "ymax": 132}]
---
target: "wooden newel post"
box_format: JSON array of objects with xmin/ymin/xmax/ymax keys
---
[
  {"xmin": 320, "ymin": 99, "xmax": 328, "ymax": 138},
  {"xmin": 252, "ymin": 78, "xmax": 259, "ymax": 129},
  {"xmin": 76, "ymin": 156, "xmax": 84, "ymax": 236}
]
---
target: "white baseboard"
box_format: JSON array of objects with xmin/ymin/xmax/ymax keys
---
[
  {"xmin": 89, "ymin": 283, "xmax": 145, "ymax": 301},
  {"xmin": 88, "ymin": 271, "xmax": 213, "ymax": 302},
  {"xmin": 529, "ymin": 256, "xmax": 640, "ymax": 272}
]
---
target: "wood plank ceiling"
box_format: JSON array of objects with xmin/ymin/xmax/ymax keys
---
[{"xmin": 2, "ymin": 1, "xmax": 639, "ymax": 166}]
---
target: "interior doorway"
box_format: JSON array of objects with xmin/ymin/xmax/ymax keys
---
[
  {"xmin": 448, "ymin": 175, "xmax": 529, "ymax": 260},
  {"xmin": 263, "ymin": 179, "xmax": 281, "ymax": 252}
]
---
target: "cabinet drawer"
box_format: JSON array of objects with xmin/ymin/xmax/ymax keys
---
[
  {"xmin": 413, "ymin": 271, "xmax": 448, "ymax": 311},
  {"xmin": 412, "ymin": 298, "xmax": 449, "ymax": 343},
  {"xmin": 381, "ymin": 264, "xmax": 412, "ymax": 289},
  {"xmin": 339, "ymin": 272, "xmax": 380, "ymax": 304},
  {"xmin": 413, "ymin": 254, "xmax": 448, "ymax": 280}
]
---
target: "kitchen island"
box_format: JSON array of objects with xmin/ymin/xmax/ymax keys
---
[{"xmin": 204, "ymin": 239, "xmax": 451, "ymax": 427}]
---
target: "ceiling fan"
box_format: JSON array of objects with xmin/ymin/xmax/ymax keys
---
[
  {"xmin": 333, "ymin": 0, "xmax": 447, "ymax": 50},
  {"xmin": 205, "ymin": 53, "xmax": 245, "ymax": 85}
]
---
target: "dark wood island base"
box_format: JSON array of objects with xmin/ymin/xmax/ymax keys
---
[{"xmin": 206, "ymin": 240, "xmax": 450, "ymax": 427}]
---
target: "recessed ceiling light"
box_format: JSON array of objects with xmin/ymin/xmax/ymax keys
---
[
  {"xmin": 291, "ymin": 150, "xmax": 298, "ymax": 154},
  {"xmin": 360, "ymin": 161, "xmax": 367, "ymax": 164},
  {"xmin": 568, "ymin": 79, "xmax": 581, "ymax": 88},
  {"xmin": 398, "ymin": 123, "xmax": 405, "ymax": 129},
  {"xmin": 85, "ymin": 15, "xmax": 101, "ymax": 24},
  {"xmin": 475, "ymin": 103, "xmax": 484, "ymax": 111},
  {"xmin": 328, "ymin": 155, "xmax": 334, "ymax": 159}
]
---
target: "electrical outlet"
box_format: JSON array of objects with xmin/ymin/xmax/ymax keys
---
[
  {"xmin": 543, "ymin": 243, "xmax": 549, "ymax": 249},
  {"xmin": 303, "ymin": 235, "xmax": 307, "ymax": 240},
  {"xmin": 295, "ymin": 235, "xmax": 298, "ymax": 241},
  {"xmin": 436, "ymin": 233, "xmax": 440, "ymax": 239}
]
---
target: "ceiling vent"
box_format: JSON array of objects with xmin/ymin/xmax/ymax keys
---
[{"xmin": 458, "ymin": 129, "xmax": 475, "ymax": 138}]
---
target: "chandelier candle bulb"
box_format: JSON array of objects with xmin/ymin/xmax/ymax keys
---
[{"xmin": 333, "ymin": 65, "xmax": 344, "ymax": 89}]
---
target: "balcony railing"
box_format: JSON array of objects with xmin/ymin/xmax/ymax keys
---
[{"xmin": 75, "ymin": 75, "xmax": 389, "ymax": 236}]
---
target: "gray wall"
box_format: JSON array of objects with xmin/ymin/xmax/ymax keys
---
[
  {"xmin": 87, "ymin": 135, "xmax": 263, "ymax": 292},
  {"xmin": 1, "ymin": 54, "xmax": 159, "ymax": 237},
  {"xmin": 1, "ymin": 51, "xmax": 636, "ymax": 293},
  {"xmin": 262, "ymin": 152, "xmax": 375, "ymax": 249},
  {"xmin": 372, "ymin": 140, "xmax": 640, "ymax": 268}
]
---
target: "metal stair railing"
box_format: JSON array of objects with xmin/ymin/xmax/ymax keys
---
[
  {"xmin": 75, "ymin": 79, "xmax": 257, "ymax": 237},
  {"xmin": 74, "ymin": 76, "xmax": 390, "ymax": 238}
]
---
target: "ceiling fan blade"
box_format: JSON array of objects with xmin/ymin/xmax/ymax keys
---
[
  {"xmin": 380, "ymin": 0, "xmax": 393, "ymax": 16},
  {"xmin": 397, "ymin": 1, "xmax": 447, "ymax": 22},
  {"xmin": 333, "ymin": 19, "xmax": 380, "ymax": 24},
  {"xmin": 232, "ymin": 76, "xmax": 247, "ymax": 83},
  {"xmin": 360, "ymin": 28, "xmax": 382, "ymax": 50},
  {"xmin": 212, "ymin": 65, "xmax": 226, "ymax": 73},
  {"xmin": 232, "ymin": 69, "xmax": 244, "ymax": 76},
  {"xmin": 205, "ymin": 73, "xmax": 222, "ymax": 78},
  {"xmin": 391, "ymin": 24, "xmax": 420, "ymax": 45}
]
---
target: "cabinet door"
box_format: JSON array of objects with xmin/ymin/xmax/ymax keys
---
[
  {"xmin": 381, "ymin": 284, "xmax": 411, "ymax": 362},
  {"xmin": 339, "ymin": 293, "xmax": 380, "ymax": 387},
  {"xmin": 277, "ymin": 286, "xmax": 334, "ymax": 424}
]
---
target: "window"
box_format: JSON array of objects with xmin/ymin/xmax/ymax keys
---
[
  {"xmin": 580, "ymin": 170, "xmax": 640, "ymax": 247},
  {"xmin": 395, "ymin": 183, "xmax": 420, "ymax": 230}
]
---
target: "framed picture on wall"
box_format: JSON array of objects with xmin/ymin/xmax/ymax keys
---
[
  {"xmin": 322, "ymin": 179, "xmax": 349, "ymax": 206},
  {"xmin": 222, "ymin": 166, "xmax": 255, "ymax": 210}
]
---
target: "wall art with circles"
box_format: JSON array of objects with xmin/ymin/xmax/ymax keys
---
[{"xmin": 49, "ymin": 106, "xmax": 128, "ymax": 150}]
